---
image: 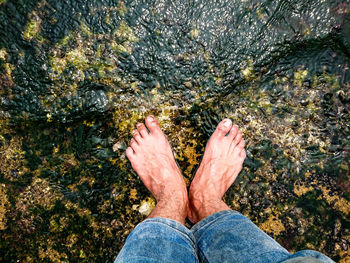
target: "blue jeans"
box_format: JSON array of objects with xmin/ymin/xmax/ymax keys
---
[{"xmin": 115, "ymin": 210, "xmax": 334, "ymax": 263}]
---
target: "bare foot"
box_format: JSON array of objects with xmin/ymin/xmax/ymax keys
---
[
  {"xmin": 188, "ymin": 119, "xmax": 246, "ymax": 223},
  {"xmin": 125, "ymin": 116, "xmax": 188, "ymax": 224}
]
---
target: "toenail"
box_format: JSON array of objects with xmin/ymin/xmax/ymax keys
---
[
  {"xmin": 136, "ymin": 123, "xmax": 143, "ymax": 127},
  {"xmin": 223, "ymin": 119, "xmax": 232, "ymax": 127},
  {"xmin": 147, "ymin": 115, "xmax": 154, "ymax": 122}
]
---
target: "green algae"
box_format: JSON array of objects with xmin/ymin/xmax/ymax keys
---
[
  {"xmin": 23, "ymin": 11, "xmax": 44, "ymax": 42},
  {"xmin": 0, "ymin": 0, "xmax": 350, "ymax": 262}
]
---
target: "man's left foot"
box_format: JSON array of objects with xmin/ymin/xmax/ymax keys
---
[{"xmin": 126, "ymin": 116, "xmax": 188, "ymax": 223}]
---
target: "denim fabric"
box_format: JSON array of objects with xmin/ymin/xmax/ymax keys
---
[
  {"xmin": 281, "ymin": 250, "xmax": 336, "ymax": 263},
  {"xmin": 115, "ymin": 217, "xmax": 198, "ymax": 263},
  {"xmin": 114, "ymin": 210, "xmax": 335, "ymax": 263},
  {"xmin": 191, "ymin": 210, "xmax": 334, "ymax": 263}
]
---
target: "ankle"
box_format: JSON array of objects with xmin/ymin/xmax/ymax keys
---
[
  {"xmin": 189, "ymin": 194, "xmax": 230, "ymax": 223},
  {"xmin": 149, "ymin": 189, "xmax": 189, "ymax": 222},
  {"xmin": 158, "ymin": 186, "xmax": 188, "ymax": 204},
  {"xmin": 149, "ymin": 197, "xmax": 188, "ymax": 224}
]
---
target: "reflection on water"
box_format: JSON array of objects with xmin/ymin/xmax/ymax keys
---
[{"xmin": 0, "ymin": 0, "xmax": 349, "ymax": 261}]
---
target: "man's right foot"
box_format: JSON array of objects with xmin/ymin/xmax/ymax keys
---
[{"xmin": 188, "ymin": 119, "xmax": 246, "ymax": 223}]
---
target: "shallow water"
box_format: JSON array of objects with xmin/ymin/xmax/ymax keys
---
[{"xmin": 0, "ymin": 0, "xmax": 349, "ymax": 261}]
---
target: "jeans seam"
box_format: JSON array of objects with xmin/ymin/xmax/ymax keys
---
[{"xmin": 198, "ymin": 248, "xmax": 210, "ymax": 263}]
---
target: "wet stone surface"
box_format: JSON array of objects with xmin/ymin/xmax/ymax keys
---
[{"xmin": 0, "ymin": 0, "xmax": 350, "ymax": 262}]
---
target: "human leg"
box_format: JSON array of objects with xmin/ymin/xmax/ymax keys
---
[
  {"xmin": 115, "ymin": 116, "xmax": 198, "ymax": 263},
  {"xmin": 115, "ymin": 217, "xmax": 198, "ymax": 263},
  {"xmin": 188, "ymin": 119, "xmax": 288, "ymax": 263},
  {"xmin": 191, "ymin": 210, "xmax": 291, "ymax": 263},
  {"xmin": 188, "ymin": 119, "xmax": 334, "ymax": 263},
  {"xmin": 190, "ymin": 210, "xmax": 334, "ymax": 263}
]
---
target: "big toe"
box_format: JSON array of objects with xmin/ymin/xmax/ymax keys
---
[
  {"xmin": 213, "ymin": 119, "xmax": 232, "ymax": 138},
  {"xmin": 145, "ymin": 115, "xmax": 162, "ymax": 135}
]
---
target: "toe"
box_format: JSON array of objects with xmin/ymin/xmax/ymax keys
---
[
  {"xmin": 145, "ymin": 115, "xmax": 162, "ymax": 135},
  {"xmin": 126, "ymin": 147, "xmax": 135, "ymax": 160},
  {"xmin": 233, "ymin": 131, "xmax": 242, "ymax": 146},
  {"xmin": 227, "ymin": 124, "xmax": 239, "ymax": 140},
  {"xmin": 237, "ymin": 139, "xmax": 245, "ymax": 149},
  {"xmin": 240, "ymin": 149, "xmax": 246, "ymax": 159},
  {"xmin": 132, "ymin": 129, "xmax": 142, "ymax": 143},
  {"xmin": 214, "ymin": 119, "xmax": 232, "ymax": 138},
  {"xmin": 136, "ymin": 123, "xmax": 149, "ymax": 138},
  {"xmin": 230, "ymin": 131, "xmax": 242, "ymax": 152},
  {"xmin": 130, "ymin": 138, "xmax": 139, "ymax": 151}
]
